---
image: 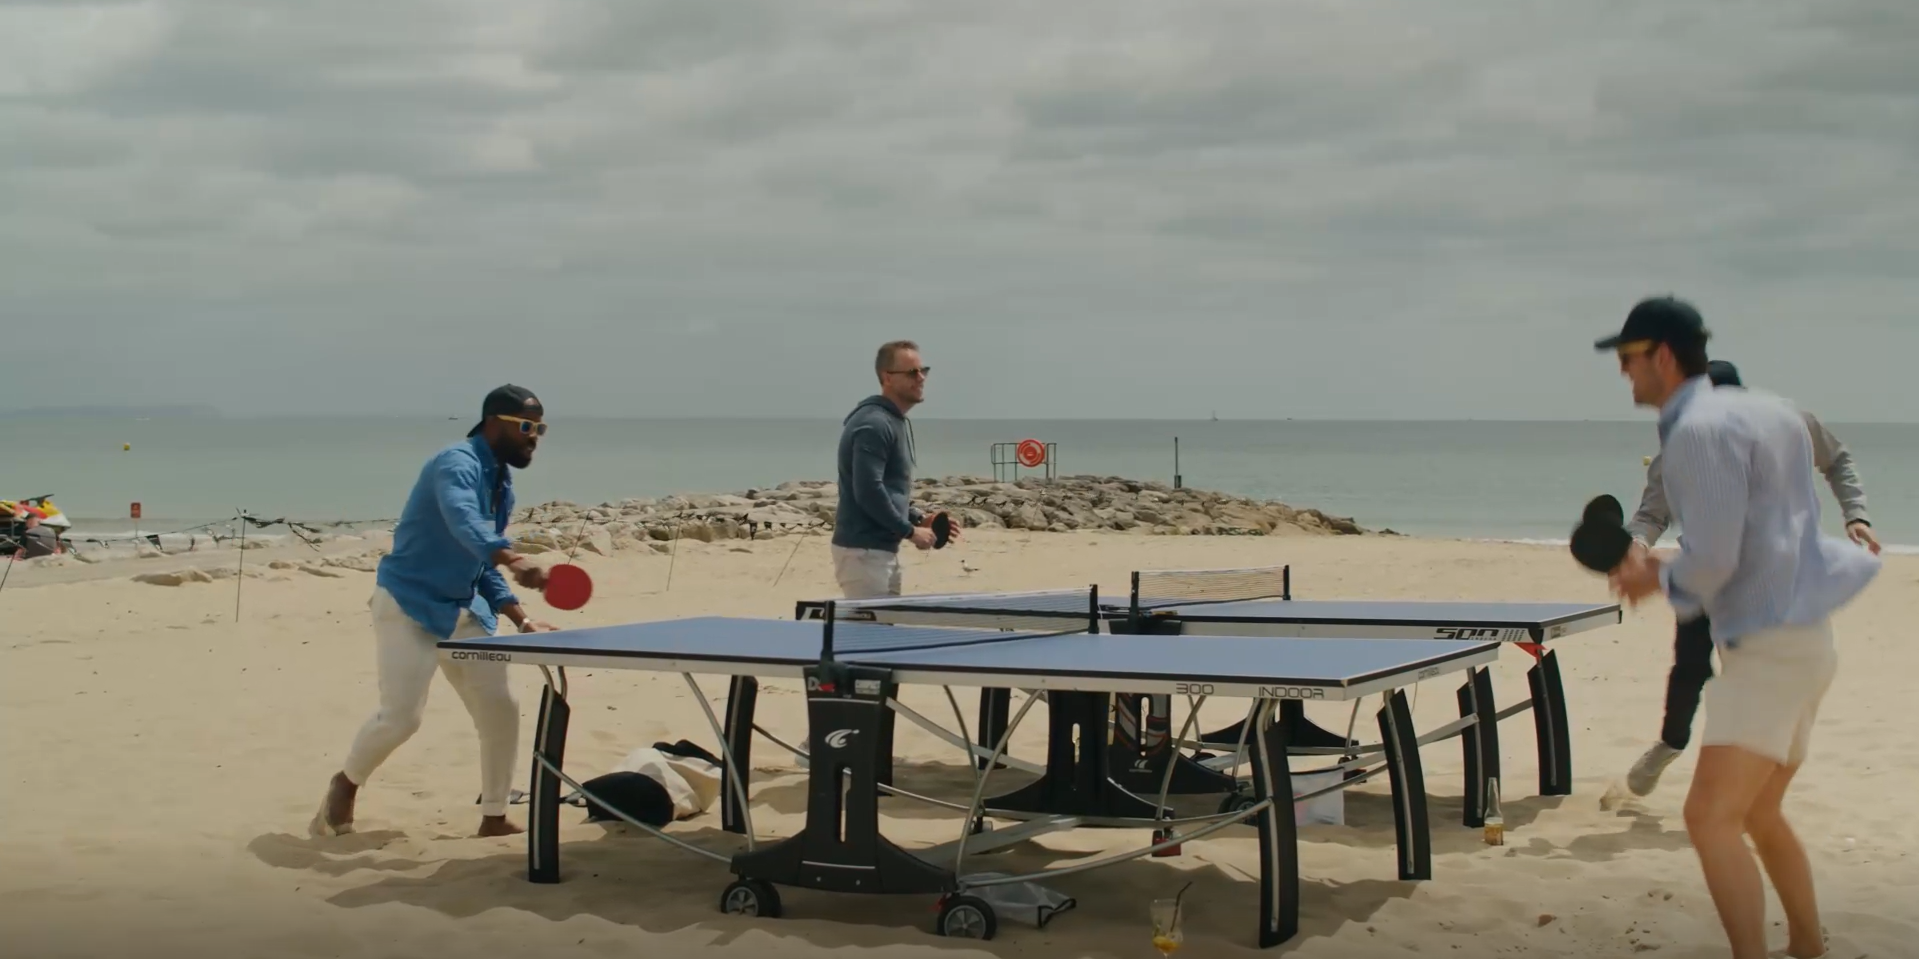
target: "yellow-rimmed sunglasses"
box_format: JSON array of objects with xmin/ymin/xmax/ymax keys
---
[{"xmin": 496, "ymin": 414, "xmax": 547, "ymax": 436}]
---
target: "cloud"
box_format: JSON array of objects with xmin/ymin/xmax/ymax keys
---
[{"xmin": 1, "ymin": 0, "xmax": 1914, "ymax": 420}]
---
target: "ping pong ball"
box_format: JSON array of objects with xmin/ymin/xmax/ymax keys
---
[{"xmin": 1643, "ymin": 455, "xmax": 1651, "ymax": 465}]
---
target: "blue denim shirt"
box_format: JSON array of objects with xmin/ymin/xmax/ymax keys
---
[
  {"xmin": 375, "ymin": 436, "xmax": 520, "ymax": 638},
  {"xmin": 1654, "ymin": 376, "xmax": 1881, "ymax": 647}
]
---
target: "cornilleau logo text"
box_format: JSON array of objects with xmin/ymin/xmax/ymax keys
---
[
  {"xmin": 450, "ymin": 650, "xmax": 513, "ymax": 662},
  {"xmin": 824, "ymin": 729, "xmax": 856, "ymax": 749}
]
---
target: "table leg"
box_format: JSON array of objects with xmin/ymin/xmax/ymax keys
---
[
  {"xmin": 1455, "ymin": 667, "xmax": 1502, "ymax": 828},
  {"xmin": 1527, "ymin": 649, "xmax": 1574, "ymax": 796},
  {"xmin": 1377, "ymin": 689, "xmax": 1431, "ymax": 882},
  {"xmin": 1110, "ymin": 693, "xmax": 1237, "ymax": 796},
  {"xmin": 975, "ymin": 688, "xmax": 1010, "ymax": 771},
  {"xmin": 728, "ymin": 663, "xmax": 950, "ymax": 897},
  {"xmin": 720, "ymin": 676, "xmax": 758, "ymax": 835},
  {"xmin": 1247, "ymin": 698, "xmax": 1300, "ymax": 948},
  {"xmin": 529, "ymin": 681, "xmax": 570, "ymax": 884},
  {"xmin": 986, "ymin": 690, "xmax": 1165, "ymax": 820}
]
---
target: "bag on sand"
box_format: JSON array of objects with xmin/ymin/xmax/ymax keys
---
[
  {"xmin": 572, "ymin": 739, "xmax": 725, "ymax": 827},
  {"xmin": 955, "ymin": 872, "xmax": 1077, "ymax": 929}
]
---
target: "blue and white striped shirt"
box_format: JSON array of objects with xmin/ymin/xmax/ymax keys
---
[{"xmin": 1655, "ymin": 376, "xmax": 1881, "ymax": 648}]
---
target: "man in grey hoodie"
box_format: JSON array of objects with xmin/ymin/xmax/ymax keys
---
[
  {"xmin": 831, "ymin": 340, "xmax": 956, "ymax": 597},
  {"xmin": 1622, "ymin": 358, "xmax": 1880, "ymax": 798}
]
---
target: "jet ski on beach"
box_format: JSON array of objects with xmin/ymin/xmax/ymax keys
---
[{"xmin": 2, "ymin": 494, "xmax": 78, "ymax": 558}]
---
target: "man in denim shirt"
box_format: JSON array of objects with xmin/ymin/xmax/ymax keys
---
[
  {"xmin": 312, "ymin": 385, "xmax": 558, "ymax": 839},
  {"xmin": 1596, "ymin": 298, "xmax": 1879, "ymax": 959}
]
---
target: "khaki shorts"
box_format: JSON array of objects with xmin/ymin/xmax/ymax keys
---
[
  {"xmin": 1700, "ymin": 619, "xmax": 1838, "ymax": 767},
  {"xmin": 832, "ymin": 545, "xmax": 902, "ymax": 599}
]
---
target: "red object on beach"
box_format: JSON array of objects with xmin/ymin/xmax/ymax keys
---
[
  {"xmin": 544, "ymin": 563, "xmax": 593, "ymax": 611},
  {"xmin": 1015, "ymin": 438, "xmax": 1046, "ymax": 468}
]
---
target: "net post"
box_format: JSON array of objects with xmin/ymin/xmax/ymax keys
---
[
  {"xmin": 1086, "ymin": 584, "xmax": 1099, "ymax": 633},
  {"xmin": 1283, "ymin": 565, "xmax": 1292, "ymax": 601},
  {"xmin": 820, "ymin": 600, "xmax": 836, "ymax": 661},
  {"xmin": 1128, "ymin": 570, "xmax": 1142, "ymax": 621}
]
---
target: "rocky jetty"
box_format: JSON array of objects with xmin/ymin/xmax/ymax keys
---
[
  {"xmin": 505, "ymin": 475, "xmax": 1374, "ymax": 555},
  {"xmin": 107, "ymin": 476, "xmax": 1375, "ymax": 586}
]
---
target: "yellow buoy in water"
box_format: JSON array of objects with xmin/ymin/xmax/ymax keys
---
[
  {"xmin": 1643, "ymin": 455, "xmax": 1651, "ymax": 465},
  {"xmin": 123, "ymin": 443, "xmax": 131, "ymax": 451}
]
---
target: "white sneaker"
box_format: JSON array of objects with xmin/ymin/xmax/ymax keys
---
[{"xmin": 1627, "ymin": 742, "xmax": 1683, "ymax": 796}]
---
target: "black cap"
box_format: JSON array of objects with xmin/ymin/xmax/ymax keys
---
[
  {"xmin": 1594, "ymin": 296, "xmax": 1710, "ymax": 352},
  {"xmin": 1707, "ymin": 359, "xmax": 1742, "ymax": 387},
  {"xmin": 468, "ymin": 384, "xmax": 543, "ymax": 437}
]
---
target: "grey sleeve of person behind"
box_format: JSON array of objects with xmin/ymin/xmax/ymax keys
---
[
  {"xmin": 1801, "ymin": 410, "xmax": 1870, "ymax": 527},
  {"xmin": 1625, "ymin": 452, "xmax": 1672, "ymax": 547}
]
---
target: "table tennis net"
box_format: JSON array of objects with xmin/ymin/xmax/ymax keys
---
[
  {"xmin": 1128, "ymin": 565, "xmax": 1291, "ymax": 613},
  {"xmin": 812, "ymin": 566, "xmax": 1290, "ymax": 631},
  {"xmin": 818, "ymin": 619, "xmax": 1089, "ymax": 657},
  {"xmin": 821, "ymin": 588, "xmax": 1101, "ymax": 632}
]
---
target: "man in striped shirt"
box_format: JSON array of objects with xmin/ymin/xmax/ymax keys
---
[
  {"xmin": 1623, "ymin": 359, "xmax": 1880, "ymax": 798},
  {"xmin": 1595, "ymin": 297, "xmax": 1880, "ymax": 959}
]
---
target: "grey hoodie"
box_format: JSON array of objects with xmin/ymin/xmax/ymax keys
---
[{"xmin": 832, "ymin": 395, "xmax": 924, "ymax": 551}]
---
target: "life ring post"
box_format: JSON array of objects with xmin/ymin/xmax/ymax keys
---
[{"xmin": 989, "ymin": 439, "xmax": 1058, "ymax": 483}]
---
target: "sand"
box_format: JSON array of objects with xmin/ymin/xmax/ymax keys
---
[{"xmin": 3, "ymin": 529, "xmax": 1915, "ymax": 958}]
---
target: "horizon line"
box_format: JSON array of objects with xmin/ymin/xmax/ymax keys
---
[{"xmin": 10, "ymin": 411, "xmax": 1919, "ymax": 426}]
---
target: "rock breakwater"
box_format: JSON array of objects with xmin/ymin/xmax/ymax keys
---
[{"xmin": 506, "ymin": 475, "xmax": 1375, "ymax": 555}]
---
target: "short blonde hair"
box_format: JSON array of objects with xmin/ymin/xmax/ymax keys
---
[{"xmin": 875, "ymin": 340, "xmax": 919, "ymax": 374}]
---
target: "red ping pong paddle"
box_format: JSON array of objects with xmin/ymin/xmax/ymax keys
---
[{"xmin": 544, "ymin": 563, "xmax": 593, "ymax": 611}]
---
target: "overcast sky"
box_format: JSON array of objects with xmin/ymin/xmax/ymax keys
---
[{"xmin": 2, "ymin": 1, "xmax": 1914, "ymax": 421}]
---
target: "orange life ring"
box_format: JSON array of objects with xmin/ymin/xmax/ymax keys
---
[{"xmin": 1015, "ymin": 439, "xmax": 1046, "ymax": 468}]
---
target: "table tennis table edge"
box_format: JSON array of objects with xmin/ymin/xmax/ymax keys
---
[
  {"xmin": 797, "ymin": 598, "xmax": 1622, "ymax": 644},
  {"xmin": 438, "ymin": 637, "xmax": 1503, "ymax": 702}
]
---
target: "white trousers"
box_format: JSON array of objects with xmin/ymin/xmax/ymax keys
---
[
  {"xmin": 341, "ymin": 587, "xmax": 520, "ymax": 817},
  {"xmin": 832, "ymin": 545, "xmax": 902, "ymax": 599}
]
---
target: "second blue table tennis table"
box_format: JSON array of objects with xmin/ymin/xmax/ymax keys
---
[
  {"xmin": 794, "ymin": 565, "xmax": 1620, "ymax": 831},
  {"xmin": 438, "ymin": 589, "xmax": 1502, "ymax": 948}
]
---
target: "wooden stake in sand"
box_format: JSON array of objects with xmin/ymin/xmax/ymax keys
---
[
  {"xmin": 665, "ymin": 516, "xmax": 681, "ymax": 592},
  {"xmin": 234, "ymin": 508, "xmax": 248, "ymax": 622},
  {"xmin": 770, "ymin": 521, "xmax": 817, "ymax": 588}
]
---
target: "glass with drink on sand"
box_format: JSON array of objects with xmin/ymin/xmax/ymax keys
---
[{"xmin": 1151, "ymin": 881, "xmax": 1191, "ymax": 955}]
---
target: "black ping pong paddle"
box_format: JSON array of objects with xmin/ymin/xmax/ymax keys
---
[
  {"xmin": 1570, "ymin": 519, "xmax": 1635, "ymax": 573},
  {"xmin": 1582, "ymin": 494, "xmax": 1624, "ymax": 529},
  {"xmin": 931, "ymin": 511, "xmax": 952, "ymax": 549}
]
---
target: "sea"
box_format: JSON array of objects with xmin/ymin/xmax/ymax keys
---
[{"xmin": 6, "ymin": 416, "xmax": 1916, "ymax": 551}]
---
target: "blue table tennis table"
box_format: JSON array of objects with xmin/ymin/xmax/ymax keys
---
[
  {"xmin": 794, "ymin": 565, "xmax": 1621, "ymax": 831},
  {"xmin": 438, "ymin": 588, "xmax": 1503, "ymax": 948}
]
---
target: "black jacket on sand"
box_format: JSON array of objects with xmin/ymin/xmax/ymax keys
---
[{"xmin": 832, "ymin": 395, "xmax": 922, "ymax": 552}]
